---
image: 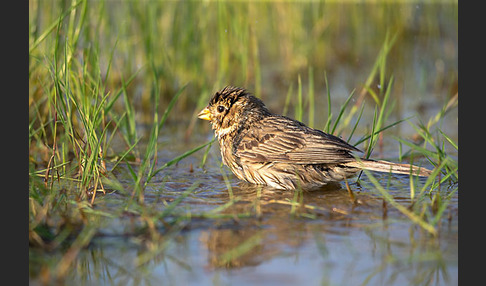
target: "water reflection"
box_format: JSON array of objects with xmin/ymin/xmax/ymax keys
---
[
  {"xmin": 37, "ymin": 188, "xmax": 455, "ymax": 285},
  {"xmin": 30, "ymin": 175, "xmax": 456, "ymax": 285}
]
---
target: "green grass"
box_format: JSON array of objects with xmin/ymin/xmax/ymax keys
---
[{"xmin": 29, "ymin": 0, "xmax": 457, "ymax": 283}]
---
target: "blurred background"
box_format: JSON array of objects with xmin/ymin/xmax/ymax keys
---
[{"xmin": 29, "ymin": 0, "xmax": 458, "ymax": 141}]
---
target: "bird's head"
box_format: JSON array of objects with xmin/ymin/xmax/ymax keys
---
[{"xmin": 198, "ymin": 86, "xmax": 269, "ymax": 137}]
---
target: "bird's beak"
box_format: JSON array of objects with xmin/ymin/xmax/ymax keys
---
[{"xmin": 197, "ymin": 107, "xmax": 212, "ymax": 121}]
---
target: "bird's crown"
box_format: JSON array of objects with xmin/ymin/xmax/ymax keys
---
[{"xmin": 209, "ymin": 86, "xmax": 249, "ymax": 107}]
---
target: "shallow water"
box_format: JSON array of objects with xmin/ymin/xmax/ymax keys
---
[
  {"xmin": 59, "ymin": 219, "xmax": 458, "ymax": 285},
  {"xmin": 29, "ymin": 128, "xmax": 458, "ymax": 285}
]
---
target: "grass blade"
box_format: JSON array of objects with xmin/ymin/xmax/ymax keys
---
[
  {"xmin": 361, "ymin": 168, "xmax": 437, "ymax": 236},
  {"xmin": 148, "ymin": 140, "xmax": 215, "ymax": 183}
]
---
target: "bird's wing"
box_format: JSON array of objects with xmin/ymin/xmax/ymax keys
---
[{"xmin": 235, "ymin": 116, "xmax": 361, "ymax": 164}]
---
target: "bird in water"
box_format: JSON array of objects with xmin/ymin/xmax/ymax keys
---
[{"xmin": 198, "ymin": 86, "xmax": 432, "ymax": 190}]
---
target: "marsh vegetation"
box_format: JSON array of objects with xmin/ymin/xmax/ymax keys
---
[{"xmin": 29, "ymin": 1, "xmax": 457, "ymax": 285}]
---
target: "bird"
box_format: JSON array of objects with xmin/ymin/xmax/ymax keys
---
[{"xmin": 198, "ymin": 86, "xmax": 433, "ymax": 190}]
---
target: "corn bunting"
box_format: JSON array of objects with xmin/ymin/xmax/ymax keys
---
[{"xmin": 198, "ymin": 86, "xmax": 432, "ymax": 190}]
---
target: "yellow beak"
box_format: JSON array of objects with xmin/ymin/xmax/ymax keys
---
[{"xmin": 197, "ymin": 107, "xmax": 212, "ymax": 121}]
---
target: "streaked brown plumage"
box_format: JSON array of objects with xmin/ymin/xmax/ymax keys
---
[{"xmin": 198, "ymin": 86, "xmax": 432, "ymax": 190}]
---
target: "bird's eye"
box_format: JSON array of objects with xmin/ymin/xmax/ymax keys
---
[{"xmin": 217, "ymin": 105, "xmax": 225, "ymax": 113}]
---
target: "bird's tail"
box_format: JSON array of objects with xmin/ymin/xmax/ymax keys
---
[{"xmin": 344, "ymin": 159, "xmax": 433, "ymax": 177}]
